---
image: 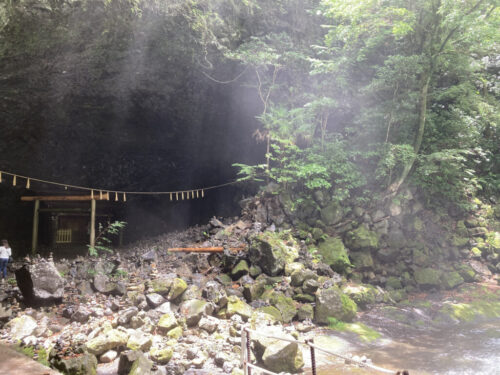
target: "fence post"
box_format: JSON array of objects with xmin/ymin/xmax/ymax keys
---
[
  {"xmin": 241, "ymin": 328, "xmax": 248, "ymax": 375},
  {"xmin": 246, "ymin": 328, "xmax": 252, "ymax": 375},
  {"xmin": 307, "ymin": 338, "xmax": 317, "ymax": 375}
]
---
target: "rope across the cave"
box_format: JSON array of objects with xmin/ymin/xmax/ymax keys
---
[{"xmin": 0, "ymin": 169, "xmax": 240, "ymax": 201}]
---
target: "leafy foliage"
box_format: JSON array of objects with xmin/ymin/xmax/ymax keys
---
[{"xmin": 88, "ymin": 221, "xmax": 126, "ymax": 257}]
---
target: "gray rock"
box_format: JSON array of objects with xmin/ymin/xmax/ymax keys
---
[
  {"xmin": 118, "ymin": 350, "xmax": 142, "ymax": 375},
  {"xmin": 146, "ymin": 293, "xmax": 166, "ymax": 308},
  {"xmin": 118, "ymin": 307, "xmax": 139, "ymax": 325},
  {"xmin": 6, "ymin": 315, "xmax": 37, "ymax": 340},
  {"xmin": 314, "ymin": 287, "xmax": 357, "ymax": 324},
  {"xmin": 179, "ymin": 299, "xmax": 214, "ymax": 326},
  {"xmin": 15, "ymin": 261, "xmax": 65, "ymax": 306},
  {"xmin": 71, "ymin": 306, "xmax": 92, "ymax": 323},
  {"xmin": 50, "ymin": 352, "xmax": 98, "ymax": 375}
]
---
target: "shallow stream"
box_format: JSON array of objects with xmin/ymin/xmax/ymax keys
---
[{"xmin": 311, "ymin": 320, "xmax": 500, "ymax": 375}]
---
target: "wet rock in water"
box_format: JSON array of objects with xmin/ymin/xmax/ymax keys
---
[
  {"xmin": 5, "ymin": 315, "xmax": 37, "ymax": 340},
  {"xmin": 86, "ymin": 329, "xmax": 129, "ymax": 355},
  {"xmin": 50, "ymin": 352, "xmax": 98, "ymax": 375},
  {"xmin": 315, "ymin": 286, "xmax": 357, "ymax": 324},
  {"xmin": 253, "ymin": 326, "xmax": 304, "ymax": 373},
  {"xmin": 15, "ymin": 261, "xmax": 65, "ymax": 306}
]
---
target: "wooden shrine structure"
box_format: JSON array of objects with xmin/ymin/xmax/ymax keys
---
[{"xmin": 21, "ymin": 193, "xmax": 117, "ymax": 254}]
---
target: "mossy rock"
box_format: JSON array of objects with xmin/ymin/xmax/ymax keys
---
[
  {"xmin": 285, "ymin": 262, "xmax": 305, "ymax": 276},
  {"xmin": 413, "ymin": 268, "xmax": 442, "ymax": 290},
  {"xmin": 451, "ymin": 236, "xmax": 469, "ymax": 248},
  {"xmin": 149, "ymin": 347, "xmax": 173, "ymax": 364},
  {"xmin": 456, "ymin": 264, "xmax": 477, "ymax": 282},
  {"xmin": 231, "ymin": 260, "xmax": 249, "ymax": 280},
  {"xmin": 350, "ymin": 251, "xmax": 374, "ymax": 270},
  {"xmin": 151, "ymin": 278, "xmax": 172, "ymax": 295},
  {"xmin": 157, "ymin": 313, "xmax": 178, "ymax": 333},
  {"xmin": 86, "ymin": 329, "xmax": 129, "ymax": 356},
  {"xmin": 315, "ymin": 287, "xmax": 357, "ymax": 324},
  {"xmin": 167, "ymin": 278, "xmax": 187, "ymax": 301},
  {"xmin": 345, "ymin": 226, "xmax": 379, "ymax": 251},
  {"xmin": 226, "ymin": 295, "xmax": 253, "ymax": 321},
  {"xmin": 471, "ymin": 247, "xmax": 482, "ymax": 258},
  {"xmin": 441, "ymin": 271, "xmax": 464, "ymax": 289},
  {"xmin": 249, "ymin": 231, "xmax": 300, "ymax": 276},
  {"xmin": 320, "ymin": 201, "xmax": 343, "ymax": 225},
  {"xmin": 297, "ymin": 304, "xmax": 314, "ymax": 321},
  {"xmin": 167, "ymin": 326, "xmax": 183, "ymax": 339},
  {"xmin": 258, "ymin": 306, "xmax": 282, "ymax": 322},
  {"xmin": 385, "ymin": 277, "xmax": 402, "ymax": 290},
  {"xmin": 268, "ymin": 292, "xmax": 297, "ymax": 323},
  {"xmin": 317, "ymin": 237, "xmax": 351, "ymax": 273},
  {"xmin": 342, "ymin": 284, "xmax": 379, "ymax": 310},
  {"xmin": 293, "ymin": 293, "xmax": 315, "ymax": 303},
  {"xmin": 51, "ymin": 352, "xmax": 98, "ymax": 375}
]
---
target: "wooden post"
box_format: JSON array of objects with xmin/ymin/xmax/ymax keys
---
[
  {"xmin": 90, "ymin": 199, "xmax": 96, "ymax": 249},
  {"xmin": 31, "ymin": 200, "xmax": 40, "ymax": 255}
]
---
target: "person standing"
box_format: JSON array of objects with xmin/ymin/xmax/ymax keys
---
[{"xmin": 0, "ymin": 240, "xmax": 11, "ymax": 281}]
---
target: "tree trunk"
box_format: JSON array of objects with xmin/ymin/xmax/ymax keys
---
[{"xmin": 389, "ymin": 70, "xmax": 431, "ymax": 193}]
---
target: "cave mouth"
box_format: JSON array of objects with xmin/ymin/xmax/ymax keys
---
[{"xmin": 0, "ymin": 2, "xmax": 274, "ymax": 253}]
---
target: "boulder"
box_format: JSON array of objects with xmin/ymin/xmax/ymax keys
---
[
  {"xmin": 5, "ymin": 315, "xmax": 37, "ymax": 340},
  {"xmin": 50, "ymin": 352, "xmax": 98, "ymax": 375},
  {"xmin": 314, "ymin": 287, "xmax": 357, "ymax": 324},
  {"xmin": 441, "ymin": 271, "xmax": 464, "ymax": 290},
  {"xmin": 202, "ymin": 281, "xmax": 227, "ymax": 307},
  {"xmin": 231, "ymin": 260, "xmax": 249, "ymax": 280},
  {"xmin": 320, "ymin": 201, "xmax": 343, "ymax": 225},
  {"xmin": 100, "ymin": 350, "xmax": 118, "ymax": 363},
  {"xmin": 86, "ymin": 329, "xmax": 129, "ymax": 355},
  {"xmin": 92, "ymin": 274, "xmax": 125, "ymax": 296},
  {"xmin": 317, "ymin": 237, "xmax": 351, "ymax": 273},
  {"xmin": 179, "ymin": 299, "xmax": 213, "ymax": 326},
  {"xmin": 249, "ymin": 231, "xmax": 299, "ymax": 276},
  {"xmin": 127, "ymin": 330, "xmax": 152, "ymax": 351},
  {"xmin": 268, "ymin": 292, "xmax": 297, "ymax": 323},
  {"xmin": 149, "ymin": 347, "xmax": 173, "ymax": 364},
  {"xmin": 167, "ymin": 278, "xmax": 188, "ymax": 301},
  {"xmin": 350, "ymin": 251, "xmax": 374, "ymax": 270},
  {"xmin": 118, "ymin": 307, "xmax": 139, "ymax": 325},
  {"xmin": 71, "ymin": 306, "xmax": 92, "ymax": 323},
  {"xmin": 414, "ymin": 268, "xmax": 442, "ymax": 290},
  {"xmin": 117, "ymin": 350, "xmax": 142, "ymax": 375},
  {"xmin": 157, "ymin": 313, "xmax": 178, "ymax": 333},
  {"xmin": 226, "ymin": 295, "xmax": 253, "ymax": 321},
  {"xmin": 253, "ymin": 326, "xmax": 304, "ymax": 373},
  {"xmin": 146, "ymin": 293, "xmax": 166, "ymax": 308},
  {"xmin": 345, "ymin": 226, "xmax": 379, "ymax": 251},
  {"xmin": 15, "ymin": 261, "xmax": 65, "ymax": 306}
]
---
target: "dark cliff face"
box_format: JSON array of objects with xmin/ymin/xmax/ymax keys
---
[{"xmin": 0, "ymin": 1, "xmax": 265, "ymax": 244}]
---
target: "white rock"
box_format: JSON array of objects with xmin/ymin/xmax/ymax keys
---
[{"xmin": 100, "ymin": 350, "xmax": 118, "ymax": 363}]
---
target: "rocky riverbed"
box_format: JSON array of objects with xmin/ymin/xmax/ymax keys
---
[{"xmin": 0, "ymin": 191, "xmax": 499, "ymax": 375}]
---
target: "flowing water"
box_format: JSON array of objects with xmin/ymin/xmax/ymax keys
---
[{"xmin": 310, "ymin": 321, "xmax": 500, "ymax": 375}]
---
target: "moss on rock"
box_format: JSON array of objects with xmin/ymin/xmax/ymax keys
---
[{"xmin": 317, "ymin": 237, "xmax": 351, "ymax": 273}]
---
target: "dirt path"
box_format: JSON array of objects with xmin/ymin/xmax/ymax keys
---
[{"xmin": 0, "ymin": 343, "xmax": 61, "ymax": 375}]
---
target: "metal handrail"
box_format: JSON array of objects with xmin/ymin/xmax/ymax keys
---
[{"xmin": 242, "ymin": 326, "xmax": 406, "ymax": 375}]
